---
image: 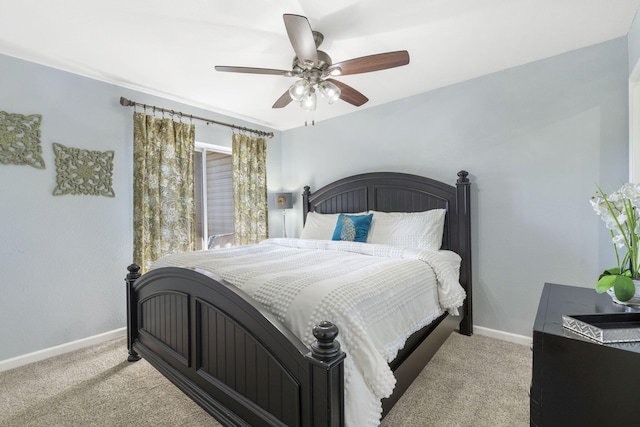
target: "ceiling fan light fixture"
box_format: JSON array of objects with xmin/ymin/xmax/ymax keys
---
[
  {"xmin": 318, "ymin": 80, "xmax": 341, "ymax": 104},
  {"xmin": 288, "ymin": 79, "xmax": 311, "ymax": 102},
  {"xmin": 300, "ymin": 90, "xmax": 317, "ymax": 111}
]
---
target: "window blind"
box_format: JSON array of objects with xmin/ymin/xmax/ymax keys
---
[{"xmin": 206, "ymin": 152, "xmax": 234, "ymax": 236}]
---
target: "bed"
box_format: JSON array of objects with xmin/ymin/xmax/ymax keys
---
[{"xmin": 124, "ymin": 170, "xmax": 472, "ymax": 426}]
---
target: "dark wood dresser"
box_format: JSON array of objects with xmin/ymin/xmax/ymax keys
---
[{"xmin": 531, "ymin": 283, "xmax": 640, "ymax": 426}]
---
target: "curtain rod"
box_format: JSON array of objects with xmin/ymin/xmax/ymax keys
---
[{"xmin": 119, "ymin": 97, "xmax": 274, "ymax": 139}]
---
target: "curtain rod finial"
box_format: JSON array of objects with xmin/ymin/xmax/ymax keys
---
[{"xmin": 120, "ymin": 97, "xmax": 132, "ymax": 107}]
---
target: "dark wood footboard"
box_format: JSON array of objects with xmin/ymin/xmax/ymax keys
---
[{"xmin": 125, "ymin": 264, "xmax": 346, "ymax": 427}]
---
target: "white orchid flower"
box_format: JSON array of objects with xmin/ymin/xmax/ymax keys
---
[{"xmin": 612, "ymin": 234, "xmax": 627, "ymax": 248}]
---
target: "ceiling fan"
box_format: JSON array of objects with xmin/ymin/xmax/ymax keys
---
[{"xmin": 215, "ymin": 14, "xmax": 410, "ymax": 112}]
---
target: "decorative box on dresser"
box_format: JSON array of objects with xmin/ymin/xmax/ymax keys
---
[{"xmin": 531, "ymin": 283, "xmax": 640, "ymax": 427}]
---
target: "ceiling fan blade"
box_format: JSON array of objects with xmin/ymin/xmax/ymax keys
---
[
  {"xmin": 215, "ymin": 66, "xmax": 293, "ymax": 76},
  {"xmin": 272, "ymin": 90, "xmax": 292, "ymax": 108},
  {"xmin": 283, "ymin": 14, "xmax": 318, "ymax": 66},
  {"xmin": 326, "ymin": 78, "xmax": 368, "ymax": 107},
  {"xmin": 331, "ymin": 51, "xmax": 410, "ymax": 76}
]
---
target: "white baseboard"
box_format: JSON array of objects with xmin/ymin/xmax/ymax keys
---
[
  {"xmin": 474, "ymin": 325, "xmax": 532, "ymax": 347},
  {"xmin": 0, "ymin": 327, "xmax": 127, "ymax": 373},
  {"xmin": 0, "ymin": 325, "xmax": 531, "ymax": 373}
]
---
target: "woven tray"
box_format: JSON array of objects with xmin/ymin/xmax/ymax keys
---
[{"xmin": 562, "ymin": 313, "xmax": 640, "ymax": 343}]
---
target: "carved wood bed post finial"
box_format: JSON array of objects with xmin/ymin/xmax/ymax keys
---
[
  {"xmin": 457, "ymin": 170, "xmax": 469, "ymax": 184},
  {"xmin": 311, "ymin": 321, "xmax": 341, "ymax": 361},
  {"xmin": 125, "ymin": 264, "xmax": 142, "ymax": 362},
  {"xmin": 126, "ymin": 263, "xmax": 141, "ymax": 282}
]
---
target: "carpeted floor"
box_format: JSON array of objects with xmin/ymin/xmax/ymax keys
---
[
  {"xmin": 0, "ymin": 333, "xmax": 531, "ymax": 426},
  {"xmin": 380, "ymin": 333, "xmax": 531, "ymax": 426}
]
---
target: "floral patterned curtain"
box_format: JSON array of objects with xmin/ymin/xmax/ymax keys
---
[
  {"xmin": 133, "ymin": 112, "xmax": 196, "ymax": 271},
  {"xmin": 232, "ymin": 133, "xmax": 268, "ymax": 245}
]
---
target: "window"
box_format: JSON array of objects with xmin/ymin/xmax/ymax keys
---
[{"xmin": 194, "ymin": 144, "xmax": 233, "ymax": 250}]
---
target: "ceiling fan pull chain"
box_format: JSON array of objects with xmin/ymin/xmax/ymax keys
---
[{"xmin": 304, "ymin": 110, "xmax": 316, "ymax": 127}]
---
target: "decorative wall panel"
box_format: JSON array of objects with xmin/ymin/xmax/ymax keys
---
[
  {"xmin": 52, "ymin": 142, "xmax": 115, "ymax": 197},
  {"xmin": 0, "ymin": 111, "xmax": 45, "ymax": 169}
]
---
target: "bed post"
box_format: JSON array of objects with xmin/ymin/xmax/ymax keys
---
[
  {"xmin": 307, "ymin": 321, "xmax": 346, "ymax": 426},
  {"xmin": 302, "ymin": 185, "xmax": 311, "ymax": 224},
  {"xmin": 125, "ymin": 264, "xmax": 142, "ymax": 362},
  {"xmin": 456, "ymin": 170, "xmax": 473, "ymax": 336}
]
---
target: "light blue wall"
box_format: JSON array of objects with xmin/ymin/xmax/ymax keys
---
[
  {"xmin": 0, "ymin": 33, "xmax": 632, "ymax": 361},
  {"xmin": 281, "ymin": 37, "xmax": 629, "ymax": 338},
  {"xmin": 0, "ymin": 54, "xmax": 281, "ymax": 361}
]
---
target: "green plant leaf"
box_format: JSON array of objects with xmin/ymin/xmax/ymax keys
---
[
  {"xmin": 596, "ymin": 275, "xmax": 617, "ymax": 293},
  {"xmin": 598, "ymin": 267, "xmax": 622, "ymax": 280},
  {"xmin": 614, "ymin": 276, "xmax": 636, "ymax": 302}
]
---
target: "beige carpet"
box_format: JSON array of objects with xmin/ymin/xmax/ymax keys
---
[{"xmin": 0, "ymin": 333, "xmax": 531, "ymax": 426}]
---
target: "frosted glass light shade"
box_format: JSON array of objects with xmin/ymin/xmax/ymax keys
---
[
  {"xmin": 288, "ymin": 79, "xmax": 311, "ymax": 102},
  {"xmin": 301, "ymin": 91, "xmax": 317, "ymax": 111},
  {"xmin": 318, "ymin": 80, "xmax": 341, "ymax": 104}
]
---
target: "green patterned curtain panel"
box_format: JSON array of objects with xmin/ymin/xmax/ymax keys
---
[
  {"xmin": 133, "ymin": 112, "xmax": 196, "ymax": 271},
  {"xmin": 232, "ymin": 133, "xmax": 268, "ymax": 245}
]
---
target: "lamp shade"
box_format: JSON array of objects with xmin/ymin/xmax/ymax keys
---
[{"xmin": 275, "ymin": 192, "xmax": 293, "ymax": 209}]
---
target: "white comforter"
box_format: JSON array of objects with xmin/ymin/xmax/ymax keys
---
[{"xmin": 151, "ymin": 238, "xmax": 466, "ymax": 427}]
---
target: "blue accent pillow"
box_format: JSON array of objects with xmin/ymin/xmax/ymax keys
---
[{"xmin": 331, "ymin": 213, "xmax": 373, "ymax": 242}]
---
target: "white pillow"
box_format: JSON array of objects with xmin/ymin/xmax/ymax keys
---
[
  {"xmin": 367, "ymin": 209, "xmax": 446, "ymax": 251},
  {"xmin": 300, "ymin": 212, "xmax": 368, "ymax": 240},
  {"xmin": 300, "ymin": 212, "xmax": 342, "ymax": 240}
]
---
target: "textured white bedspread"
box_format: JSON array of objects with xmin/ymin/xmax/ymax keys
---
[{"xmin": 151, "ymin": 238, "xmax": 466, "ymax": 427}]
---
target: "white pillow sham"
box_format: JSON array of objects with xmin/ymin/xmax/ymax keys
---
[
  {"xmin": 300, "ymin": 212, "xmax": 341, "ymax": 240},
  {"xmin": 300, "ymin": 212, "xmax": 367, "ymax": 240},
  {"xmin": 367, "ymin": 209, "xmax": 446, "ymax": 251}
]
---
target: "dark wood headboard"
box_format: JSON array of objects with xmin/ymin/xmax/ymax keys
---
[{"xmin": 302, "ymin": 170, "xmax": 472, "ymax": 334}]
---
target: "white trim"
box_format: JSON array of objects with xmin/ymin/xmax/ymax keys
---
[
  {"xmin": 0, "ymin": 327, "xmax": 126, "ymax": 373},
  {"xmin": 197, "ymin": 144, "xmax": 234, "ymax": 247},
  {"xmin": 473, "ymin": 325, "xmax": 532, "ymax": 347},
  {"xmin": 0, "ymin": 325, "xmax": 532, "ymax": 373},
  {"xmin": 198, "ymin": 148, "xmax": 209, "ymax": 248},
  {"xmin": 630, "ymin": 58, "xmax": 640, "ymax": 182},
  {"xmin": 195, "ymin": 141, "xmax": 231, "ymax": 154}
]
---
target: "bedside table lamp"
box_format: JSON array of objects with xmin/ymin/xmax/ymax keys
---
[{"xmin": 275, "ymin": 192, "xmax": 293, "ymax": 237}]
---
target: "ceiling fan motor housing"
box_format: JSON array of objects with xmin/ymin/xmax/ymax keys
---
[{"xmin": 292, "ymin": 49, "xmax": 332, "ymax": 83}]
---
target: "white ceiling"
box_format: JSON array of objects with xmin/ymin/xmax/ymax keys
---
[{"xmin": 2, "ymin": 0, "xmax": 640, "ymax": 131}]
